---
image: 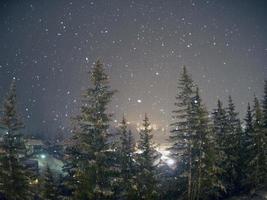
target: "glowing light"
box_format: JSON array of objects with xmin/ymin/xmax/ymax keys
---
[
  {"xmin": 165, "ymin": 158, "xmax": 175, "ymax": 166},
  {"xmin": 156, "ymin": 147, "xmax": 176, "ymax": 167},
  {"xmin": 151, "ymin": 124, "xmax": 158, "ymax": 130},
  {"xmin": 40, "ymin": 154, "xmax": 46, "ymax": 159},
  {"xmin": 29, "ymin": 179, "xmax": 39, "ymax": 185}
]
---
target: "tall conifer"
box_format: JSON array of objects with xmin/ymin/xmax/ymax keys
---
[
  {"xmin": 136, "ymin": 114, "xmax": 158, "ymax": 200},
  {"xmin": 64, "ymin": 60, "xmax": 116, "ymax": 199},
  {"xmin": 0, "ymin": 80, "xmax": 32, "ymax": 200},
  {"xmin": 169, "ymin": 66, "xmax": 195, "ymax": 199},
  {"xmin": 118, "ymin": 116, "xmax": 136, "ymax": 199}
]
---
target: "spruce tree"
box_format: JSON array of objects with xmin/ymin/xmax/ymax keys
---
[
  {"xmin": 189, "ymin": 88, "xmax": 223, "ymax": 200},
  {"xmin": 136, "ymin": 114, "xmax": 158, "ymax": 200},
  {"xmin": 250, "ymin": 97, "xmax": 266, "ymax": 188},
  {"xmin": 169, "ymin": 66, "xmax": 195, "ymax": 199},
  {"xmin": 261, "ymin": 81, "xmax": 267, "ymax": 186},
  {"xmin": 61, "ymin": 138, "xmax": 80, "ymax": 199},
  {"xmin": 0, "ymin": 80, "xmax": 32, "ymax": 200},
  {"xmin": 41, "ymin": 165, "xmax": 59, "ymax": 200},
  {"xmin": 263, "ymin": 80, "xmax": 267, "ymax": 130},
  {"xmin": 118, "ymin": 116, "xmax": 137, "ymax": 199},
  {"xmin": 225, "ymin": 96, "xmax": 243, "ymax": 193},
  {"xmin": 212, "ymin": 100, "xmax": 229, "ymax": 195},
  {"xmin": 241, "ymin": 103, "xmax": 255, "ymax": 190},
  {"xmin": 64, "ymin": 60, "xmax": 116, "ymax": 199}
]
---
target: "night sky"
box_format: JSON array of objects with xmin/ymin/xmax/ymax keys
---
[{"xmin": 0, "ymin": 0, "xmax": 267, "ymax": 141}]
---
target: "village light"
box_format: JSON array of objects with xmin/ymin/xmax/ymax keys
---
[
  {"xmin": 165, "ymin": 158, "xmax": 175, "ymax": 166},
  {"xmin": 40, "ymin": 154, "xmax": 46, "ymax": 159}
]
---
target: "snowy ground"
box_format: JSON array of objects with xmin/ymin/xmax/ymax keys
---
[
  {"xmin": 33, "ymin": 153, "xmax": 64, "ymax": 174},
  {"xmin": 227, "ymin": 190, "xmax": 267, "ymax": 200}
]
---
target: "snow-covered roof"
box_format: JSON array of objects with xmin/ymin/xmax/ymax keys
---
[{"xmin": 26, "ymin": 139, "xmax": 44, "ymax": 146}]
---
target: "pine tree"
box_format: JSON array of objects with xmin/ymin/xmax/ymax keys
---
[
  {"xmin": 250, "ymin": 96, "xmax": 266, "ymax": 188},
  {"xmin": 212, "ymin": 100, "xmax": 229, "ymax": 195},
  {"xmin": 263, "ymin": 80, "xmax": 267, "ymax": 130},
  {"xmin": 41, "ymin": 165, "xmax": 59, "ymax": 200},
  {"xmin": 261, "ymin": 81, "xmax": 267, "ymax": 186},
  {"xmin": 118, "ymin": 116, "xmax": 137, "ymax": 199},
  {"xmin": 64, "ymin": 60, "xmax": 116, "ymax": 199},
  {"xmin": 136, "ymin": 114, "xmax": 158, "ymax": 200},
  {"xmin": 241, "ymin": 103, "xmax": 255, "ymax": 190},
  {"xmin": 224, "ymin": 96, "xmax": 243, "ymax": 193},
  {"xmin": 189, "ymin": 88, "xmax": 223, "ymax": 200},
  {"xmin": 61, "ymin": 138, "xmax": 80, "ymax": 199},
  {"xmin": 0, "ymin": 80, "xmax": 32, "ymax": 200},
  {"xmin": 169, "ymin": 66, "xmax": 195, "ymax": 199}
]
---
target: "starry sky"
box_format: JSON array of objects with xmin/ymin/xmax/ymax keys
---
[{"xmin": 0, "ymin": 0, "xmax": 267, "ymax": 140}]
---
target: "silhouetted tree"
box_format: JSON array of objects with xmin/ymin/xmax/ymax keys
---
[
  {"xmin": 0, "ymin": 80, "xmax": 32, "ymax": 200},
  {"xmin": 136, "ymin": 114, "xmax": 159, "ymax": 199},
  {"xmin": 63, "ymin": 60, "xmax": 116, "ymax": 199},
  {"xmin": 118, "ymin": 116, "xmax": 137, "ymax": 199},
  {"xmin": 41, "ymin": 165, "xmax": 59, "ymax": 200},
  {"xmin": 169, "ymin": 66, "xmax": 195, "ymax": 199},
  {"xmin": 249, "ymin": 96, "xmax": 266, "ymax": 188}
]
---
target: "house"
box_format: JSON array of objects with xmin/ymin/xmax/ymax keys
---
[{"xmin": 25, "ymin": 138, "xmax": 45, "ymax": 156}]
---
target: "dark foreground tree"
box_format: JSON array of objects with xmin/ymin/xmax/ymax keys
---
[
  {"xmin": 118, "ymin": 116, "xmax": 137, "ymax": 199},
  {"xmin": 241, "ymin": 103, "xmax": 255, "ymax": 191},
  {"xmin": 136, "ymin": 114, "xmax": 159, "ymax": 199},
  {"xmin": 169, "ymin": 67, "xmax": 224, "ymax": 200},
  {"xmin": 169, "ymin": 66, "xmax": 195, "ymax": 199},
  {"xmin": 61, "ymin": 138, "xmax": 81, "ymax": 199},
  {"xmin": 212, "ymin": 100, "xmax": 230, "ymax": 196},
  {"xmin": 261, "ymin": 81, "xmax": 267, "ymax": 187},
  {"xmin": 0, "ymin": 80, "xmax": 32, "ymax": 200},
  {"xmin": 224, "ymin": 96, "xmax": 243, "ymax": 193},
  {"xmin": 189, "ymin": 89, "xmax": 223, "ymax": 200},
  {"xmin": 41, "ymin": 165, "xmax": 59, "ymax": 200},
  {"xmin": 63, "ymin": 60, "xmax": 116, "ymax": 199},
  {"xmin": 249, "ymin": 97, "xmax": 266, "ymax": 189}
]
